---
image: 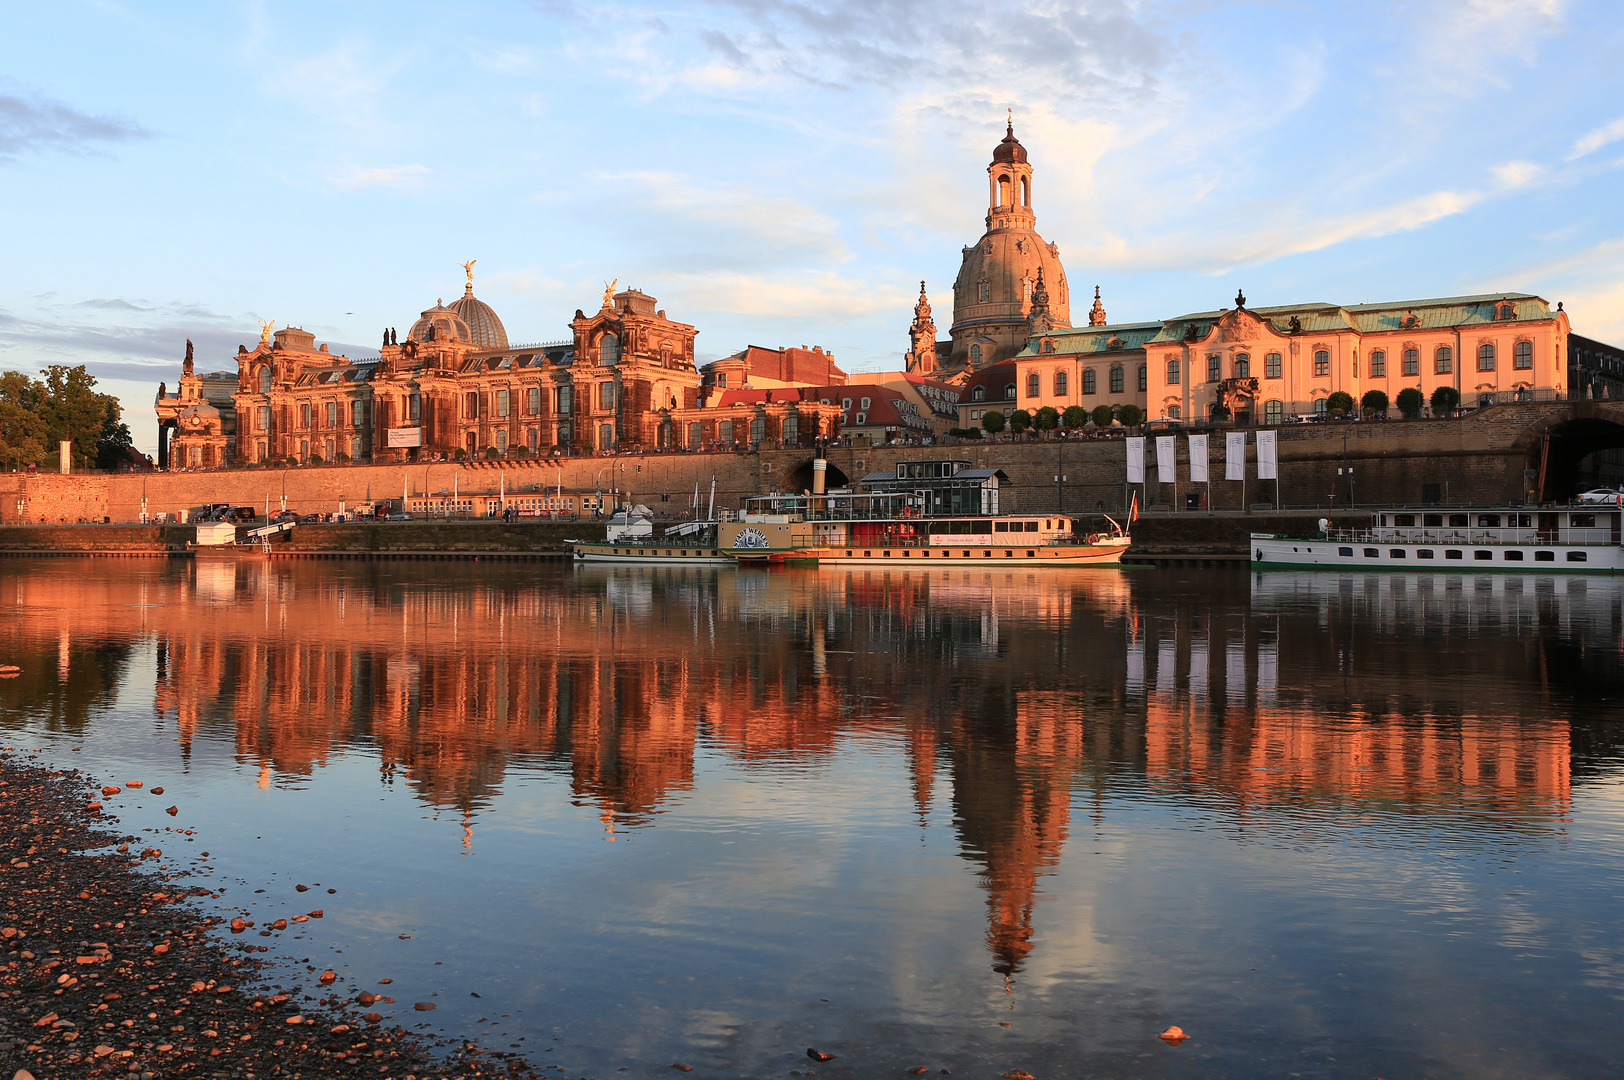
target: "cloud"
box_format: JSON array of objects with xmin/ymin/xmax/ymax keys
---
[
  {"xmin": 1568, "ymin": 116, "xmax": 1624, "ymax": 161},
  {"xmin": 0, "ymin": 87, "xmax": 149, "ymax": 163},
  {"xmin": 332, "ymin": 164, "xmax": 431, "ymax": 191},
  {"xmin": 661, "ymin": 269, "xmax": 912, "ymax": 320}
]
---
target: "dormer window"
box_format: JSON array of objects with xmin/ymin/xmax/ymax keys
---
[
  {"xmin": 1497, "ymin": 302, "xmax": 1515, "ymax": 321},
  {"xmin": 972, "ymin": 386, "xmax": 986, "ymax": 401},
  {"xmin": 1004, "ymin": 384, "xmax": 1016, "ymax": 400},
  {"xmin": 1403, "ymin": 313, "xmax": 1419, "ymax": 329},
  {"xmin": 1042, "ymin": 338, "xmax": 1054, "ymax": 354}
]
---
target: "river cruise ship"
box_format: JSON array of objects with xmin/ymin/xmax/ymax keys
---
[
  {"xmin": 722, "ymin": 460, "xmax": 1128, "ymax": 567},
  {"xmin": 1250, "ymin": 506, "xmax": 1624, "ymax": 573}
]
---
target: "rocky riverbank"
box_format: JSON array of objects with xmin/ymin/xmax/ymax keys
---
[{"xmin": 0, "ymin": 751, "xmax": 536, "ymax": 1080}]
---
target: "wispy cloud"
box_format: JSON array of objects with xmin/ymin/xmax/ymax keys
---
[
  {"xmin": 1567, "ymin": 116, "xmax": 1624, "ymax": 160},
  {"xmin": 0, "ymin": 86, "xmax": 149, "ymax": 163},
  {"xmin": 333, "ymin": 164, "xmax": 431, "ymax": 191}
]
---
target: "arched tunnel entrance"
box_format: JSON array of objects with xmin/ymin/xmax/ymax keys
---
[
  {"xmin": 1533, "ymin": 416, "xmax": 1624, "ymax": 500},
  {"xmin": 780, "ymin": 458, "xmax": 850, "ymax": 494}
]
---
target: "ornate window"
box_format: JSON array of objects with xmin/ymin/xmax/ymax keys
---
[
  {"xmin": 1083, "ymin": 369, "xmax": 1097, "ymax": 394},
  {"xmin": 1054, "ymin": 371, "xmax": 1068, "ymax": 395},
  {"xmin": 1042, "ymin": 338, "xmax": 1054, "ymax": 354},
  {"xmin": 1314, "ymin": 349, "xmax": 1330, "ymax": 376},
  {"xmin": 409, "ymin": 394, "xmax": 421, "ymax": 422},
  {"xmin": 497, "ymin": 389, "xmax": 511, "ymax": 417},
  {"xmin": 1403, "ymin": 348, "xmax": 1419, "ymax": 376},
  {"xmin": 1435, "ymin": 346, "xmax": 1453, "ymax": 374},
  {"xmin": 1234, "ymin": 353, "xmax": 1250, "ymax": 378},
  {"xmin": 1168, "ymin": 405, "xmax": 1181, "ymax": 420},
  {"xmin": 978, "ymin": 280, "xmax": 990, "ymax": 303},
  {"xmin": 1207, "ymin": 355, "xmax": 1221, "ymax": 382},
  {"xmin": 325, "ymin": 402, "xmax": 338, "ymax": 427},
  {"xmin": 783, "ymin": 415, "xmax": 799, "ymax": 444},
  {"xmin": 970, "ymin": 344, "xmax": 982, "ymax": 365},
  {"xmin": 599, "ymin": 423, "xmax": 614, "ymax": 449},
  {"xmin": 1478, "ymin": 343, "xmax": 1496, "ymax": 371},
  {"xmin": 1498, "ymin": 302, "xmax": 1515, "ymax": 320},
  {"xmin": 1167, "ymin": 358, "xmax": 1181, "ymax": 384},
  {"xmin": 557, "ymin": 385, "xmax": 572, "ymax": 414},
  {"xmin": 496, "ymin": 429, "xmax": 508, "ymax": 452},
  {"xmin": 257, "ymin": 405, "xmax": 270, "ymax": 431},
  {"xmin": 1313, "ymin": 397, "xmax": 1328, "ymax": 416},
  {"xmin": 351, "ymin": 437, "xmax": 364, "ymax": 460},
  {"xmin": 1264, "ymin": 399, "xmax": 1284, "ymax": 425},
  {"xmin": 1110, "ymin": 366, "xmax": 1124, "ymax": 394},
  {"xmin": 528, "ymin": 387, "xmax": 542, "ymax": 415},
  {"xmin": 1369, "ymin": 350, "xmax": 1386, "ymax": 377},
  {"xmin": 599, "ymin": 334, "xmax": 620, "ymax": 364},
  {"xmin": 465, "ymin": 392, "xmax": 479, "ymax": 419},
  {"xmin": 599, "ymin": 382, "xmax": 615, "ymax": 410},
  {"xmin": 750, "ymin": 417, "xmax": 766, "ymax": 444},
  {"xmin": 258, "ymin": 367, "xmax": 272, "ymax": 394},
  {"xmin": 1027, "ymin": 373, "xmax": 1041, "ymax": 397},
  {"xmin": 1265, "ymin": 352, "xmax": 1282, "ymax": 378},
  {"xmin": 1514, "ymin": 340, "xmax": 1533, "ymax": 369},
  {"xmin": 688, "ymin": 422, "xmax": 702, "ymax": 448}
]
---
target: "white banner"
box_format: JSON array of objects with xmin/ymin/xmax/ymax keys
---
[
  {"xmin": 1256, "ymin": 429, "xmax": 1279, "ymax": 480},
  {"xmin": 1188, "ymin": 434, "xmax": 1209, "ymax": 483},
  {"xmin": 1225, "ymin": 431, "xmax": 1246, "ymax": 481},
  {"xmin": 1156, "ymin": 436, "xmax": 1176, "ymax": 484},
  {"xmin": 1126, "ymin": 437, "xmax": 1145, "ymax": 484},
  {"xmin": 387, "ymin": 426, "xmax": 423, "ymax": 448}
]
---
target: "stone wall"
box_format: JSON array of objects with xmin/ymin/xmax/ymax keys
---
[{"xmin": 4, "ymin": 400, "xmax": 1622, "ymax": 525}]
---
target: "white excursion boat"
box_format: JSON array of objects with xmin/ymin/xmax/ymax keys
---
[
  {"xmin": 571, "ymin": 509, "xmax": 737, "ymax": 565},
  {"xmin": 1250, "ymin": 505, "xmax": 1624, "ymax": 573}
]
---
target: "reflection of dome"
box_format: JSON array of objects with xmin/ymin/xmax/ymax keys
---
[
  {"xmin": 450, "ymin": 284, "xmax": 508, "ymax": 350},
  {"xmin": 992, "ymin": 121, "xmax": 1027, "ymax": 164},
  {"xmin": 408, "ymin": 299, "xmax": 473, "ymax": 345}
]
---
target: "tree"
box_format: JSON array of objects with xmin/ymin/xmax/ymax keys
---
[
  {"xmin": 0, "ymin": 365, "xmax": 130, "ymax": 470},
  {"xmin": 1430, "ymin": 385, "xmax": 1460, "ymax": 416},
  {"xmin": 1361, "ymin": 389, "xmax": 1389, "ymax": 417},
  {"xmin": 1034, "ymin": 405, "xmax": 1060, "ymax": 433},
  {"xmin": 1326, "ymin": 390, "xmax": 1355, "ymax": 416},
  {"xmin": 1009, "ymin": 408, "xmax": 1033, "ymax": 434},
  {"xmin": 1396, "ymin": 387, "xmax": 1424, "ymax": 418},
  {"xmin": 1062, "ymin": 405, "xmax": 1089, "ymax": 430},
  {"xmin": 1119, "ymin": 404, "xmax": 1144, "ymax": 428},
  {"xmin": 1091, "ymin": 404, "xmax": 1114, "ymax": 429},
  {"xmin": 980, "ymin": 410, "xmax": 1006, "ymax": 435}
]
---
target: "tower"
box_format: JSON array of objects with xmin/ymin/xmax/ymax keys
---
[{"xmin": 906, "ymin": 281, "xmax": 938, "ymax": 375}]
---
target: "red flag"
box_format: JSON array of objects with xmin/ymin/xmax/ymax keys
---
[{"xmin": 1129, "ymin": 491, "xmax": 1140, "ymax": 525}]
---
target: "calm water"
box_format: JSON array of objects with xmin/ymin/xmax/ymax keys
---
[{"xmin": 3, "ymin": 560, "xmax": 1623, "ymax": 1079}]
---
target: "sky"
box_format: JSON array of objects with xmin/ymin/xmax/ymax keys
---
[{"xmin": 4, "ymin": 0, "xmax": 1624, "ymax": 454}]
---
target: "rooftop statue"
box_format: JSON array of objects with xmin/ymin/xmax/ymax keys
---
[
  {"xmin": 460, "ymin": 259, "xmax": 477, "ymax": 285},
  {"xmin": 258, "ymin": 319, "xmax": 275, "ymax": 344},
  {"xmin": 602, "ymin": 279, "xmax": 617, "ymax": 309},
  {"xmin": 183, "ymin": 338, "xmax": 194, "ymax": 377}
]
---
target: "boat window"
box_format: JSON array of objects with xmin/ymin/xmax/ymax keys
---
[
  {"xmin": 1424, "ymin": 514, "xmax": 1443, "ymax": 527},
  {"xmin": 1364, "ymin": 548, "xmax": 1379, "ymax": 558},
  {"xmin": 1571, "ymin": 513, "xmax": 1597, "ymax": 528},
  {"xmin": 972, "ymin": 520, "xmax": 992, "ymax": 534},
  {"xmin": 1568, "ymin": 551, "xmax": 1588, "ymax": 562},
  {"xmin": 1504, "ymin": 550, "xmax": 1525, "ymax": 561},
  {"xmin": 1513, "ymin": 514, "xmax": 1532, "ymax": 528},
  {"xmin": 1026, "ymin": 521, "xmax": 1039, "ymax": 532},
  {"xmin": 1449, "ymin": 514, "xmax": 1469, "ymax": 527},
  {"xmin": 1394, "ymin": 515, "xmax": 1415, "ymax": 527},
  {"xmin": 1535, "ymin": 550, "xmax": 1555, "ymax": 562},
  {"xmin": 1389, "ymin": 549, "xmax": 1406, "ymax": 558},
  {"xmin": 1446, "ymin": 550, "xmax": 1464, "ymax": 560},
  {"xmin": 1339, "ymin": 547, "xmax": 1353, "ymax": 556},
  {"xmin": 995, "ymin": 521, "xmax": 1009, "ymax": 532},
  {"xmin": 1477, "ymin": 514, "xmax": 1501, "ymax": 528},
  {"xmin": 1474, "ymin": 550, "xmax": 1494, "ymax": 560},
  {"xmin": 1417, "ymin": 549, "xmax": 1435, "ymax": 559}
]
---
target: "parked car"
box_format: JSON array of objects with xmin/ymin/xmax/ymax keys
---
[
  {"xmin": 1576, "ymin": 488, "xmax": 1624, "ymax": 505},
  {"xmin": 271, "ymin": 511, "xmax": 298, "ymax": 524},
  {"xmin": 385, "ymin": 511, "xmax": 413, "ymax": 521}
]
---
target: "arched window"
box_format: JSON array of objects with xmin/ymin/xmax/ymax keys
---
[
  {"xmin": 970, "ymin": 344, "xmax": 983, "ymax": 365},
  {"xmin": 1435, "ymin": 346, "xmax": 1453, "ymax": 374},
  {"xmin": 1314, "ymin": 350, "xmax": 1330, "ymax": 376},
  {"xmin": 1021, "ymin": 176, "xmax": 1030, "ymax": 206},
  {"xmin": 1264, "ymin": 399, "xmax": 1284, "ymax": 425},
  {"xmin": 527, "ymin": 428, "xmax": 539, "ymax": 453},
  {"xmin": 1369, "ymin": 350, "xmax": 1386, "ymax": 377},
  {"xmin": 978, "ymin": 280, "xmax": 990, "ymax": 303},
  {"xmin": 750, "ymin": 417, "xmax": 766, "ymax": 444},
  {"xmin": 1313, "ymin": 397, "xmax": 1328, "ymax": 416},
  {"xmin": 599, "ymin": 382, "xmax": 615, "ymax": 409},
  {"xmin": 599, "ymin": 334, "xmax": 620, "ymax": 364},
  {"xmin": 1004, "ymin": 384, "xmax": 1017, "ymax": 400},
  {"xmin": 1234, "ymin": 353, "xmax": 1250, "ymax": 378},
  {"xmin": 1027, "ymin": 373, "xmax": 1041, "ymax": 397},
  {"xmin": 351, "ymin": 436, "xmax": 364, "ymax": 460},
  {"xmin": 972, "ymin": 386, "xmax": 986, "ymax": 401},
  {"xmin": 1498, "ymin": 302, "xmax": 1515, "ymax": 320},
  {"xmin": 1109, "ymin": 366, "xmax": 1124, "ymax": 394},
  {"xmin": 1167, "ymin": 358, "xmax": 1181, "ymax": 385},
  {"xmin": 1478, "ymin": 343, "xmax": 1496, "ymax": 371},
  {"xmin": 1168, "ymin": 405, "xmax": 1181, "ymax": 420},
  {"xmin": 1138, "ymin": 364, "xmax": 1147, "ymax": 392},
  {"xmin": 1054, "ymin": 371, "xmax": 1068, "ymax": 395},
  {"xmin": 1083, "ymin": 369, "xmax": 1097, "ymax": 394},
  {"xmin": 1403, "ymin": 348, "xmax": 1419, "ymax": 376},
  {"xmin": 258, "ymin": 366, "xmax": 272, "ymax": 394},
  {"xmin": 599, "ymin": 423, "xmax": 614, "ymax": 449},
  {"xmin": 998, "ymin": 175, "xmax": 1011, "ymax": 206},
  {"xmin": 496, "ymin": 429, "xmax": 508, "ymax": 452},
  {"xmin": 1514, "ymin": 341, "xmax": 1533, "ymax": 369},
  {"xmin": 1042, "ymin": 338, "xmax": 1054, "ymax": 354},
  {"xmin": 1265, "ymin": 352, "xmax": 1282, "ymax": 378}
]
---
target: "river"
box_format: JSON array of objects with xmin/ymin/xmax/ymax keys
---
[{"xmin": 2, "ymin": 559, "xmax": 1622, "ymax": 1079}]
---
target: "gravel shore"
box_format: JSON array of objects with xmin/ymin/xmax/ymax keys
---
[{"xmin": 0, "ymin": 751, "xmax": 538, "ymax": 1080}]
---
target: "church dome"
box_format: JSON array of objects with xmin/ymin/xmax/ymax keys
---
[
  {"xmin": 992, "ymin": 121, "xmax": 1027, "ymax": 164},
  {"xmin": 449, "ymin": 284, "xmax": 509, "ymax": 351},
  {"xmin": 408, "ymin": 300, "xmax": 474, "ymax": 345}
]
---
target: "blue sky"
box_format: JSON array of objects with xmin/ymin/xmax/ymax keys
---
[{"xmin": 4, "ymin": 0, "xmax": 1624, "ymax": 454}]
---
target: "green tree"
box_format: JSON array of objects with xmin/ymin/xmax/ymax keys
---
[
  {"xmin": 1009, "ymin": 408, "xmax": 1033, "ymax": 434},
  {"xmin": 1091, "ymin": 404, "xmax": 1114, "ymax": 428},
  {"xmin": 1326, "ymin": 390, "xmax": 1355, "ymax": 416},
  {"xmin": 1430, "ymin": 385, "xmax": 1460, "ymax": 416},
  {"xmin": 980, "ymin": 410, "xmax": 1006, "ymax": 435},
  {"xmin": 1062, "ymin": 405, "xmax": 1088, "ymax": 430},
  {"xmin": 1119, "ymin": 404, "xmax": 1144, "ymax": 428},
  {"xmin": 0, "ymin": 370, "xmax": 48, "ymax": 469},
  {"xmin": 1033, "ymin": 405, "xmax": 1060, "ymax": 433},
  {"xmin": 1396, "ymin": 387, "xmax": 1424, "ymax": 418},
  {"xmin": 1361, "ymin": 389, "xmax": 1390, "ymax": 416},
  {"xmin": 0, "ymin": 365, "xmax": 131, "ymax": 470}
]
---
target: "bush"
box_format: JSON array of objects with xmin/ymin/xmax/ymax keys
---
[
  {"xmin": 336, "ymin": 452, "xmax": 351, "ymax": 463},
  {"xmin": 1361, "ymin": 389, "xmax": 1389, "ymax": 416},
  {"xmin": 1062, "ymin": 405, "xmax": 1089, "ymax": 430},
  {"xmin": 1396, "ymin": 387, "xmax": 1424, "ymax": 417},
  {"xmin": 307, "ymin": 454, "xmax": 324, "ymax": 465},
  {"xmin": 1430, "ymin": 385, "xmax": 1460, "ymax": 416},
  {"xmin": 1034, "ymin": 406, "xmax": 1060, "ymax": 432},
  {"xmin": 454, "ymin": 448, "xmax": 467, "ymax": 460},
  {"xmin": 485, "ymin": 446, "xmax": 500, "ymax": 458},
  {"xmin": 1118, "ymin": 404, "xmax": 1144, "ymax": 428},
  {"xmin": 1091, "ymin": 404, "xmax": 1114, "ymax": 428},
  {"xmin": 981, "ymin": 410, "xmax": 1006, "ymax": 434},
  {"xmin": 286, "ymin": 455, "xmax": 299, "ymax": 466},
  {"xmin": 947, "ymin": 427, "xmax": 983, "ymax": 439},
  {"xmin": 1009, "ymin": 408, "xmax": 1033, "ymax": 434},
  {"xmin": 1326, "ymin": 390, "xmax": 1355, "ymax": 416}
]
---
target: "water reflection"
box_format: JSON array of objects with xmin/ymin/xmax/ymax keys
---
[{"xmin": 3, "ymin": 560, "xmax": 1623, "ymax": 1077}]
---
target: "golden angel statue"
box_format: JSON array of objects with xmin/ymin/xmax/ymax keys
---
[
  {"xmin": 602, "ymin": 279, "xmax": 617, "ymax": 308},
  {"xmin": 460, "ymin": 259, "xmax": 477, "ymax": 285},
  {"xmin": 258, "ymin": 319, "xmax": 275, "ymax": 344}
]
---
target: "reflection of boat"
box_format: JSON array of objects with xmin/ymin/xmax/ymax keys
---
[
  {"xmin": 188, "ymin": 519, "xmax": 295, "ymax": 558},
  {"xmin": 723, "ymin": 459, "xmax": 1129, "ymax": 567},
  {"xmin": 1250, "ymin": 506, "xmax": 1624, "ymax": 572},
  {"xmin": 571, "ymin": 514, "xmax": 737, "ymax": 565}
]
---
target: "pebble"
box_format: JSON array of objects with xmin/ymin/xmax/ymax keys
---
[
  {"xmin": 1158, "ymin": 1026, "xmax": 1190, "ymax": 1046},
  {"xmin": 414, "ymin": 1002, "xmax": 437, "ymax": 1012},
  {"xmin": 125, "ymin": 781, "xmax": 143, "ymax": 789},
  {"xmin": 165, "ymin": 805, "xmax": 179, "ymax": 816},
  {"xmin": 807, "ymin": 1049, "xmax": 835, "ymax": 1062},
  {"xmin": 150, "ymin": 786, "xmax": 164, "ymax": 795},
  {"xmin": 671, "ymin": 1064, "xmax": 693, "ymax": 1072}
]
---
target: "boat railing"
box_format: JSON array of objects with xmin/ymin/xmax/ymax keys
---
[{"xmin": 1328, "ymin": 527, "xmax": 1590, "ymax": 546}]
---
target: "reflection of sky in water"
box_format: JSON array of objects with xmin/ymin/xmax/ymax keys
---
[{"xmin": 1, "ymin": 560, "xmax": 1622, "ymax": 1078}]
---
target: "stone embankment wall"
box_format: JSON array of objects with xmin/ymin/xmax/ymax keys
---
[
  {"xmin": 0, "ymin": 400, "xmax": 1616, "ymax": 526},
  {"xmin": 0, "ymin": 521, "xmax": 607, "ymax": 555}
]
